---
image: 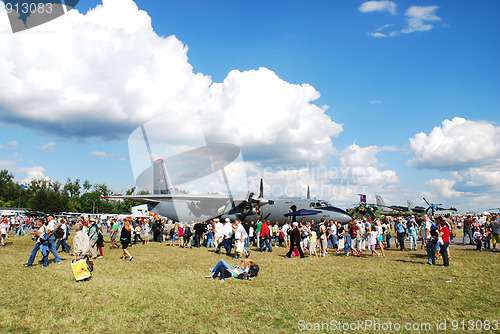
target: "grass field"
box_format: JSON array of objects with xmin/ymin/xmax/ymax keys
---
[{"xmin": 1, "ymin": 233, "xmax": 498, "ymax": 334}]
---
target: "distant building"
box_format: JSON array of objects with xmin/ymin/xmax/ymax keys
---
[{"xmin": 0, "ymin": 207, "xmax": 27, "ymax": 216}]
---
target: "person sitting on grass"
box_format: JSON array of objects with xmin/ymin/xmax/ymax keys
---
[{"xmin": 205, "ymin": 259, "xmax": 258, "ymax": 283}]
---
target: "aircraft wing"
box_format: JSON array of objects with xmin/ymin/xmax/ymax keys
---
[{"xmin": 105, "ymin": 193, "xmax": 236, "ymax": 204}]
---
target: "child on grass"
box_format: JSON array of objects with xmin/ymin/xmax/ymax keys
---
[
  {"xmin": 368, "ymin": 226, "xmax": 380, "ymax": 258},
  {"xmin": 309, "ymin": 230, "xmax": 318, "ymax": 257},
  {"xmin": 473, "ymin": 227, "xmax": 482, "ymax": 251}
]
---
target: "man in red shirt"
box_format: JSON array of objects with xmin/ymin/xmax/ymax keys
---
[{"xmin": 259, "ymin": 221, "xmax": 273, "ymax": 252}]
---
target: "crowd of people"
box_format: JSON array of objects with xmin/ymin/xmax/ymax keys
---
[{"xmin": 1, "ymin": 210, "xmax": 498, "ymax": 271}]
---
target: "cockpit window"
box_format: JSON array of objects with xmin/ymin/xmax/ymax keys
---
[{"xmin": 309, "ymin": 202, "xmax": 316, "ymax": 208}]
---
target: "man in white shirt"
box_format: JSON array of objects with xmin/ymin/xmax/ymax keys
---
[
  {"xmin": 234, "ymin": 220, "xmax": 250, "ymax": 258},
  {"xmin": 327, "ymin": 219, "xmax": 338, "ymax": 252},
  {"xmin": 214, "ymin": 218, "xmax": 225, "ymax": 254},
  {"xmin": 46, "ymin": 215, "xmax": 62, "ymax": 264},
  {"xmin": 222, "ymin": 218, "xmax": 234, "ymax": 256},
  {"xmin": 424, "ymin": 214, "xmax": 437, "ymax": 265},
  {"xmin": 24, "ymin": 218, "xmax": 50, "ymax": 267}
]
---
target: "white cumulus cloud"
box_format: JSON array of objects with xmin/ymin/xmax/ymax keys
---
[
  {"xmin": 359, "ymin": 1, "xmax": 397, "ymax": 15},
  {"xmin": 0, "ymin": 0, "xmax": 343, "ymax": 168},
  {"xmin": 408, "ymin": 117, "xmax": 500, "ymax": 170},
  {"xmin": 402, "ymin": 5, "xmax": 441, "ymax": 34},
  {"xmin": 340, "ymin": 144, "xmax": 399, "ymax": 186},
  {"xmin": 425, "ymin": 178, "xmax": 463, "ymax": 199}
]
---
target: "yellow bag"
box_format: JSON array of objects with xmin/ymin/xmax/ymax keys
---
[{"xmin": 71, "ymin": 259, "xmax": 92, "ymax": 281}]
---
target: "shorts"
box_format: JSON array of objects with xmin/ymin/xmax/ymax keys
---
[
  {"xmin": 492, "ymin": 235, "xmax": 500, "ymax": 243},
  {"xmin": 370, "ymin": 244, "xmax": 376, "ymax": 252},
  {"xmin": 320, "ymin": 238, "xmax": 328, "ymax": 250},
  {"xmin": 110, "ymin": 232, "xmax": 117, "ymax": 240}
]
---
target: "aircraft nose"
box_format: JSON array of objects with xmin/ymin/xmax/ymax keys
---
[{"xmin": 338, "ymin": 212, "xmax": 353, "ymax": 224}]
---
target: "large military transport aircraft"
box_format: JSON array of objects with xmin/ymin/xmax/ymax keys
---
[{"xmin": 105, "ymin": 159, "xmax": 352, "ymax": 224}]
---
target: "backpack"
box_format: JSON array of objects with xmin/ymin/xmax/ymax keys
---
[
  {"xmin": 54, "ymin": 223, "xmax": 65, "ymax": 239},
  {"xmin": 184, "ymin": 227, "xmax": 192, "ymax": 239},
  {"xmin": 430, "ymin": 224, "xmax": 439, "ymax": 237},
  {"xmin": 248, "ymin": 264, "xmax": 260, "ymax": 277}
]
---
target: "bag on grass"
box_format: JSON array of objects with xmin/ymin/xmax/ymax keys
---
[
  {"xmin": 71, "ymin": 259, "xmax": 92, "ymax": 281},
  {"xmin": 248, "ymin": 264, "xmax": 259, "ymax": 277},
  {"xmin": 86, "ymin": 258, "xmax": 94, "ymax": 272}
]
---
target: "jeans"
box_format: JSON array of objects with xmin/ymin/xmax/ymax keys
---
[
  {"xmin": 260, "ymin": 237, "xmax": 273, "ymax": 252},
  {"xmin": 463, "ymin": 228, "xmax": 474, "ymax": 245},
  {"xmin": 386, "ymin": 234, "xmax": 391, "ymax": 248},
  {"xmin": 206, "ymin": 235, "xmax": 214, "ymax": 248},
  {"xmin": 223, "ymin": 237, "xmax": 232, "ymax": 255},
  {"xmin": 16, "ymin": 225, "xmax": 27, "ymax": 236},
  {"xmin": 409, "ymin": 234, "xmax": 418, "ymax": 250},
  {"xmin": 56, "ymin": 238, "xmax": 70, "ymax": 252},
  {"xmin": 397, "ymin": 232, "xmax": 405, "ymax": 250},
  {"xmin": 27, "ymin": 242, "xmax": 49, "ymax": 266},
  {"xmin": 344, "ymin": 234, "xmax": 351, "ymax": 254},
  {"xmin": 211, "ymin": 259, "xmax": 233, "ymax": 280},
  {"xmin": 426, "ymin": 238, "xmax": 436, "ymax": 264},
  {"xmin": 440, "ymin": 242, "xmax": 450, "ymax": 266},
  {"xmin": 244, "ymin": 236, "xmax": 249, "ymax": 248},
  {"xmin": 48, "ymin": 235, "xmax": 61, "ymax": 263},
  {"xmin": 329, "ymin": 234, "xmax": 338, "ymax": 249}
]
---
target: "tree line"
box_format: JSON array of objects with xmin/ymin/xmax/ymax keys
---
[{"xmin": 0, "ymin": 169, "xmax": 143, "ymax": 214}]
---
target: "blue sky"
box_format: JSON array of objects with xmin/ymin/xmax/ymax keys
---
[{"xmin": 0, "ymin": 0, "xmax": 499, "ymax": 211}]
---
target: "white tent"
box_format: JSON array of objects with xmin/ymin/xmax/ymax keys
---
[{"xmin": 131, "ymin": 211, "xmax": 149, "ymax": 218}]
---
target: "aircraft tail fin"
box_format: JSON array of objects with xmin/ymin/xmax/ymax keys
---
[
  {"xmin": 375, "ymin": 195, "xmax": 386, "ymax": 210},
  {"xmin": 407, "ymin": 200, "xmax": 415, "ymax": 212},
  {"xmin": 153, "ymin": 159, "xmax": 174, "ymax": 195}
]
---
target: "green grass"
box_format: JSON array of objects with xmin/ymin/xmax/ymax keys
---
[{"xmin": 0, "ymin": 234, "xmax": 498, "ymax": 333}]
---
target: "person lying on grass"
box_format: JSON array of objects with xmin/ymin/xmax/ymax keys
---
[{"xmin": 205, "ymin": 259, "xmax": 259, "ymax": 283}]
